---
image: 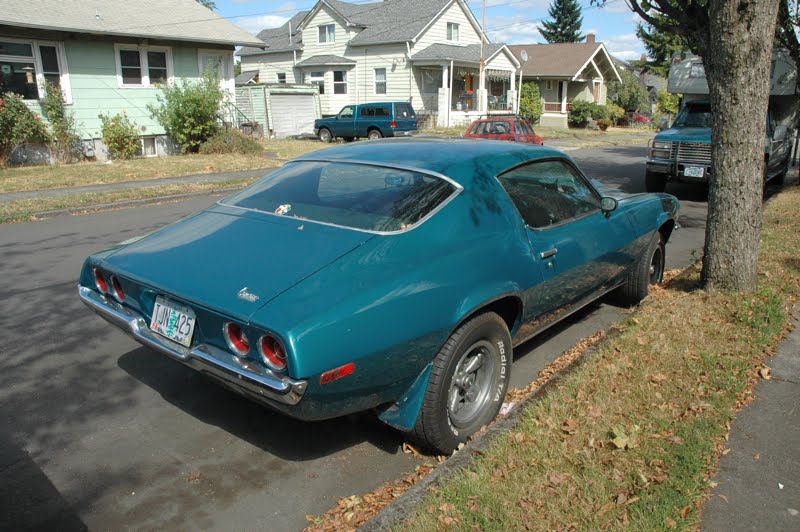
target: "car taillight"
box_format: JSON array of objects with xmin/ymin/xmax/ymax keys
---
[
  {"xmin": 93, "ymin": 268, "xmax": 108, "ymax": 293},
  {"xmin": 223, "ymin": 322, "xmax": 250, "ymax": 357},
  {"xmin": 259, "ymin": 335, "xmax": 287, "ymax": 371},
  {"xmin": 110, "ymin": 275, "xmax": 125, "ymax": 302},
  {"xmin": 390, "ymin": 120, "xmax": 397, "ymax": 128}
]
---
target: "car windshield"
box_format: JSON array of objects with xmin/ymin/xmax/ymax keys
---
[
  {"xmin": 221, "ymin": 161, "xmax": 458, "ymax": 233},
  {"xmin": 674, "ymin": 103, "xmax": 712, "ymax": 128}
]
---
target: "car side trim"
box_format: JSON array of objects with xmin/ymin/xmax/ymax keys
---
[{"xmin": 78, "ymin": 285, "xmax": 308, "ymax": 405}]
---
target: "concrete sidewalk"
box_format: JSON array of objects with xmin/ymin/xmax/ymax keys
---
[{"xmin": 702, "ymin": 314, "xmax": 800, "ymax": 530}]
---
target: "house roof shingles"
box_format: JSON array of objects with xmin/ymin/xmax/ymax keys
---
[
  {"xmin": 509, "ymin": 42, "xmax": 610, "ymax": 78},
  {"xmin": 411, "ymin": 43, "xmax": 504, "ymax": 63},
  {"xmin": 0, "ymin": 0, "xmax": 264, "ymax": 46},
  {"xmin": 235, "ymin": 70, "xmax": 259, "ymax": 85},
  {"xmin": 239, "ymin": 10, "xmax": 308, "ymax": 56},
  {"xmin": 295, "ymin": 54, "xmax": 355, "ymax": 67}
]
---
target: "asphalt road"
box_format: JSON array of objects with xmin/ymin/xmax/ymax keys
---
[{"xmin": 0, "ymin": 145, "xmax": 710, "ymax": 531}]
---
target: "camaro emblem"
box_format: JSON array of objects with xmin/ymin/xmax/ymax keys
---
[{"xmin": 237, "ymin": 287, "xmax": 259, "ymax": 303}]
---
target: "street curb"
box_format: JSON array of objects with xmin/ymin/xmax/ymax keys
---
[
  {"xmin": 360, "ymin": 335, "xmax": 611, "ymax": 531},
  {"xmin": 31, "ymin": 186, "xmax": 243, "ymax": 219}
]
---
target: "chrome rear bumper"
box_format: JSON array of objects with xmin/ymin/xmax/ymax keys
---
[{"xmin": 78, "ymin": 286, "xmax": 307, "ymax": 405}]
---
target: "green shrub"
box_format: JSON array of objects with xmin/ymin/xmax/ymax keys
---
[
  {"xmin": 656, "ymin": 89, "xmax": 680, "ymax": 115},
  {"xmin": 519, "ymin": 82, "xmax": 543, "ymax": 123},
  {"xmin": 199, "ymin": 129, "xmax": 263, "ymax": 155},
  {"xmin": 0, "ymin": 92, "xmax": 50, "ymax": 165},
  {"xmin": 607, "ymin": 102, "xmax": 625, "ymax": 123},
  {"xmin": 147, "ymin": 72, "xmax": 225, "ymax": 153},
  {"xmin": 99, "ymin": 112, "xmax": 141, "ymax": 160},
  {"xmin": 40, "ymin": 82, "xmax": 82, "ymax": 163},
  {"xmin": 590, "ymin": 103, "xmax": 610, "ymax": 120},
  {"xmin": 568, "ymin": 100, "xmax": 594, "ymax": 127},
  {"xmin": 596, "ymin": 118, "xmax": 612, "ymax": 131}
]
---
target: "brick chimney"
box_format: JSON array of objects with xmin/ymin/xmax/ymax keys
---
[{"xmin": 586, "ymin": 33, "xmax": 595, "ymax": 44}]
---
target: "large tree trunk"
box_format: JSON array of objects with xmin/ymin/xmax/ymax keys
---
[{"xmin": 700, "ymin": 0, "xmax": 780, "ymax": 291}]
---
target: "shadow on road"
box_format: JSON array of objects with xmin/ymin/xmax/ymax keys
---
[{"xmin": 117, "ymin": 347, "xmax": 405, "ymax": 461}]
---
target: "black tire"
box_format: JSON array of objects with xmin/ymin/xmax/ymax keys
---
[
  {"xmin": 319, "ymin": 128, "xmax": 333, "ymax": 143},
  {"xmin": 645, "ymin": 171, "xmax": 666, "ymax": 193},
  {"xmin": 774, "ymin": 157, "xmax": 789, "ymax": 185},
  {"xmin": 410, "ymin": 312, "xmax": 511, "ymax": 454},
  {"xmin": 616, "ymin": 233, "xmax": 665, "ymax": 306},
  {"xmin": 367, "ymin": 129, "xmax": 383, "ymax": 140},
  {"xmin": 342, "ymin": 136, "xmax": 354, "ymax": 143}
]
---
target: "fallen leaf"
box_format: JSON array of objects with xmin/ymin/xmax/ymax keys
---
[
  {"xmin": 615, "ymin": 493, "xmax": 628, "ymax": 505},
  {"xmin": 588, "ymin": 406, "xmax": 603, "ymax": 418},
  {"xmin": 668, "ymin": 435, "xmax": 684, "ymax": 446},
  {"xmin": 680, "ymin": 505, "xmax": 691, "ymax": 518},
  {"xmin": 754, "ymin": 453, "xmax": 760, "ymax": 460},
  {"xmin": 666, "ymin": 517, "xmax": 677, "ymax": 528},
  {"xmin": 402, "ymin": 442, "xmax": 420, "ymax": 457},
  {"xmin": 718, "ymin": 494, "xmax": 729, "ymax": 503},
  {"xmin": 759, "ymin": 367, "xmax": 772, "ymax": 380},
  {"xmin": 562, "ymin": 418, "xmax": 579, "ymax": 435},
  {"xmin": 722, "ymin": 448, "xmax": 731, "ymax": 455},
  {"xmin": 549, "ymin": 472, "xmax": 572, "ymax": 486},
  {"xmin": 439, "ymin": 503, "xmax": 455, "ymax": 513},
  {"xmin": 625, "ymin": 496, "xmax": 640, "ymax": 506},
  {"xmin": 650, "ymin": 373, "xmax": 667, "ymax": 383},
  {"xmin": 597, "ymin": 502, "xmax": 615, "ymax": 516},
  {"xmin": 509, "ymin": 432, "xmax": 527, "ymax": 444},
  {"xmin": 187, "ymin": 473, "xmax": 203, "ymax": 483}
]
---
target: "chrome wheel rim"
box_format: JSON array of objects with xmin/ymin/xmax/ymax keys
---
[
  {"xmin": 649, "ymin": 245, "xmax": 664, "ymax": 284},
  {"xmin": 448, "ymin": 340, "xmax": 496, "ymax": 428}
]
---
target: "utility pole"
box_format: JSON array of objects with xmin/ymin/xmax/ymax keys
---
[{"xmin": 479, "ymin": 0, "xmax": 486, "ymax": 113}]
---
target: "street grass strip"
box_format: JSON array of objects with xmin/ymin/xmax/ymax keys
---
[
  {"xmin": 0, "ymin": 179, "xmax": 257, "ymax": 223},
  {"xmin": 0, "ymin": 139, "xmax": 323, "ymax": 194},
  {"xmin": 395, "ymin": 187, "xmax": 800, "ymax": 530}
]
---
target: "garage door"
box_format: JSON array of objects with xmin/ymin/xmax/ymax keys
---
[{"xmin": 270, "ymin": 94, "xmax": 318, "ymax": 138}]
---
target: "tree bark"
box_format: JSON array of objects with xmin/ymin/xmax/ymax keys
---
[{"xmin": 700, "ymin": 0, "xmax": 780, "ymax": 292}]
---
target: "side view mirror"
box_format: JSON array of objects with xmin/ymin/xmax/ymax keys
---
[
  {"xmin": 600, "ymin": 197, "xmax": 618, "ymax": 214},
  {"xmin": 774, "ymin": 124, "xmax": 788, "ymax": 141}
]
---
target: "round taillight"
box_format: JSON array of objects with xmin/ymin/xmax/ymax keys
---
[
  {"xmin": 259, "ymin": 335, "xmax": 287, "ymax": 371},
  {"xmin": 223, "ymin": 322, "xmax": 250, "ymax": 357},
  {"xmin": 110, "ymin": 275, "xmax": 125, "ymax": 302},
  {"xmin": 93, "ymin": 268, "xmax": 108, "ymax": 293}
]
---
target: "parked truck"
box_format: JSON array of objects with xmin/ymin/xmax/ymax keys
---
[{"xmin": 645, "ymin": 51, "xmax": 798, "ymax": 192}]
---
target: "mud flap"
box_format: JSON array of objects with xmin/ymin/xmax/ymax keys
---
[{"xmin": 376, "ymin": 364, "xmax": 432, "ymax": 431}]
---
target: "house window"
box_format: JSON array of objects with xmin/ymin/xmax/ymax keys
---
[
  {"xmin": 374, "ymin": 68, "xmax": 386, "ymax": 95},
  {"xmin": 276, "ymin": 72, "xmax": 287, "ymax": 83},
  {"xmin": 421, "ymin": 68, "xmax": 443, "ymax": 93},
  {"xmin": 319, "ymin": 24, "xmax": 335, "ymax": 44},
  {"xmin": 309, "ymin": 71, "xmax": 325, "ymax": 94},
  {"xmin": 0, "ymin": 39, "xmax": 70, "ymax": 101},
  {"xmin": 115, "ymin": 44, "xmax": 172, "ymax": 88},
  {"xmin": 333, "ymin": 70, "xmax": 347, "ymax": 94},
  {"xmin": 545, "ymin": 80, "xmax": 554, "ymax": 90},
  {"xmin": 447, "ymin": 22, "xmax": 459, "ymax": 42}
]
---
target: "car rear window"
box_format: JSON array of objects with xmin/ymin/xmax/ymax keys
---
[
  {"xmin": 469, "ymin": 121, "xmax": 511, "ymax": 135},
  {"xmin": 394, "ymin": 103, "xmax": 415, "ymax": 118},
  {"xmin": 221, "ymin": 161, "xmax": 458, "ymax": 233}
]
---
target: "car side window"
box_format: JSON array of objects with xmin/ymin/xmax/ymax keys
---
[
  {"xmin": 360, "ymin": 107, "xmax": 374, "ymax": 117},
  {"xmin": 497, "ymin": 160, "xmax": 601, "ymax": 228},
  {"xmin": 514, "ymin": 121, "xmax": 522, "ymax": 135},
  {"xmin": 339, "ymin": 106, "xmax": 355, "ymax": 119}
]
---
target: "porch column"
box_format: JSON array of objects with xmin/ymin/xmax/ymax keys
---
[
  {"xmin": 438, "ymin": 62, "xmax": 452, "ymax": 128},
  {"xmin": 561, "ymin": 81, "xmax": 568, "ymax": 114}
]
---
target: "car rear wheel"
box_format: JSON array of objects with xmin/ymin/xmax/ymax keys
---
[
  {"xmin": 367, "ymin": 129, "xmax": 383, "ymax": 140},
  {"xmin": 645, "ymin": 171, "xmax": 666, "ymax": 193},
  {"xmin": 615, "ymin": 233, "xmax": 665, "ymax": 306},
  {"xmin": 410, "ymin": 312, "xmax": 511, "ymax": 454},
  {"xmin": 319, "ymin": 128, "xmax": 333, "ymax": 143}
]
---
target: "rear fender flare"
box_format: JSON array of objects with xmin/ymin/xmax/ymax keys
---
[{"xmin": 377, "ymin": 364, "xmax": 432, "ymax": 430}]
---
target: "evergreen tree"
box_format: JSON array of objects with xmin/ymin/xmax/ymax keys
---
[
  {"xmin": 634, "ymin": 20, "xmax": 688, "ymax": 77},
  {"xmin": 196, "ymin": 0, "xmax": 217, "ymax": 10},
  {"xmin": 538, "ymin": 0, "xmax": 584, "ymax": 43}
]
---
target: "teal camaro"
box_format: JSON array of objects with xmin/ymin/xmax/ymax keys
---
[{"xmin": 79, "ymin": 138, "xmax": 679, "ymax": 453}]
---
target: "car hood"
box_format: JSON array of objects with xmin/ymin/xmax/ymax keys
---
[
  {"xmin": 102, "ymin": 206, "xmax": 372, "ymax": 321},
  {"xmin": 655, "ymin": 126, "xmax": 711, "ymax": 143}
]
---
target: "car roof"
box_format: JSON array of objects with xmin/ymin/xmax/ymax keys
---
[{"xmin": 292, "ymin": 138, "xmax": 565, "ymax": 185}]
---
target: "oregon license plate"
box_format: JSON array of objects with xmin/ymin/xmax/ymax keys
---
[
  {"xmin": 684, "ymin": 166, "xmax": 705, "ymax": 178},
  {"xmin": 150, "ymin": 296, "xmax": 196, "ymax": 347}
]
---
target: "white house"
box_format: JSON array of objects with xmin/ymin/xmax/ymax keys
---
[{"xmin": 237, "ymin": 0, "xmax": 521, "ymax": 128}]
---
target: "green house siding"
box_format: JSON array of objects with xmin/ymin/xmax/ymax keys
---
[{"xmin": 63, "ymin": 41, "xmax": 203, "ymax": 139}]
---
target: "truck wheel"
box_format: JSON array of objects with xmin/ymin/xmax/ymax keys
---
[
  {"xmin": 645, "ymin": 171, "xmax": 666, "ymax": 193},
  {"xmin": 319, "ymin": 128, "xmax": 333, "ymax": 143},
  {"xmin": 367, "ymin": 129, "xmax": 383, "ymax": 140},
  {"xmin": 409, "ymin": 312, "xmax": 511, "ymax": 454}
]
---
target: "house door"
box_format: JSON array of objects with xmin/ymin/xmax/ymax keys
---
[
  {"xmin": 593, "ymin": 82, "xmax": 600, "ymax": 103},
  {"xmin": 199, "ymin": 51, "xmax": 233, "ymax": 94},
  {"xmin": 557, "ymin": 81, "xmax": 564, "ymax": 103}
]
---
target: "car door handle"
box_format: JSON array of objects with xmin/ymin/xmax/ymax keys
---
[{"xmin": 539, "ymin": 248, "xmax": 558, "ymax": 259}]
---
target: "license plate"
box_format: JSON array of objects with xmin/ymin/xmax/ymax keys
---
[
  {"xmin": 150, "ymin": 296, "xmax": 196, "ymax": 347},
  {"xmin": 684, "ymin": 166, "xmax": 705, "ymax": 178}
]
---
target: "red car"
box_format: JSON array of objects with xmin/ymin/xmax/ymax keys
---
[{"xmin": 463, "ymin": 117, "xmax": 544, "ymax": 145}]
